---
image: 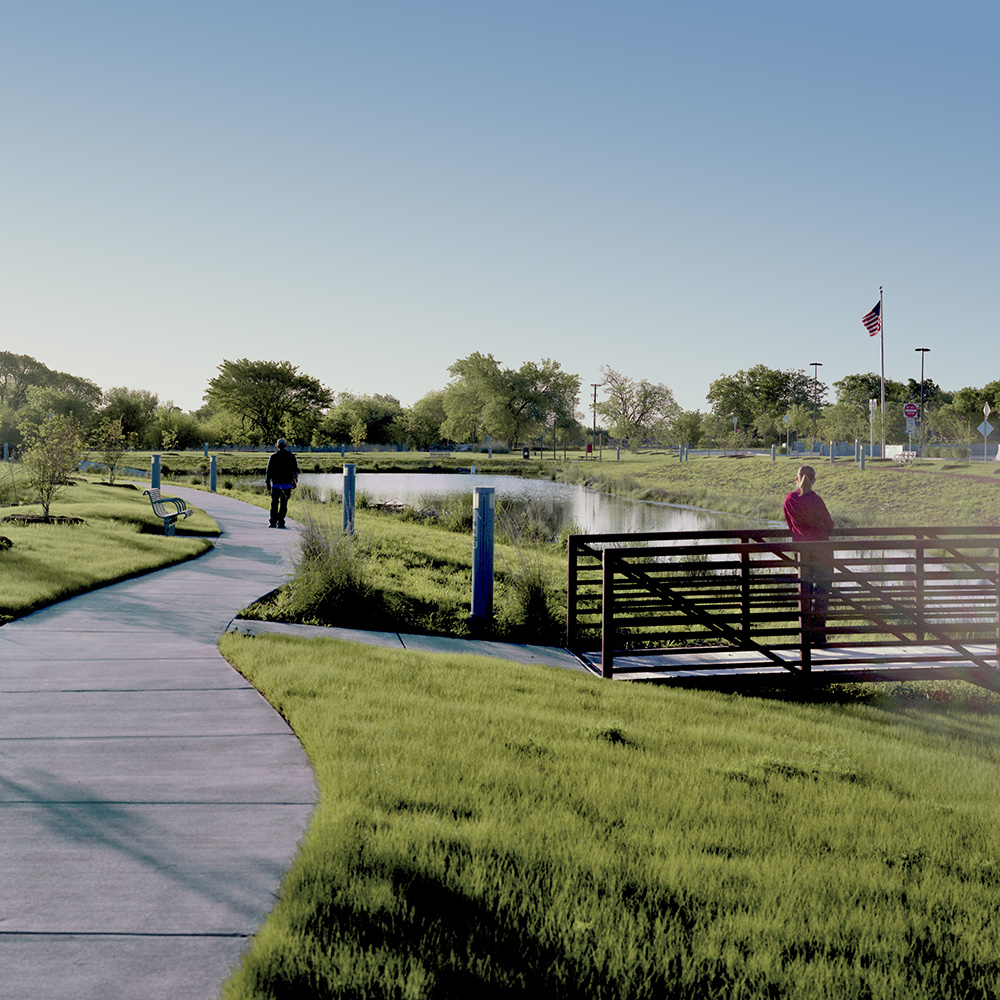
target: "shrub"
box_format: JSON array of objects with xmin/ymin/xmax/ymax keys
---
[{"xmin": 278, "ymin": 501, "xmax": 375, "ymax": 623}]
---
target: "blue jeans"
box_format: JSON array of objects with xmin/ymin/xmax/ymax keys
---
[{"xmin": 269, "ymin": 487, "xmax": 292, "ymax": 527}]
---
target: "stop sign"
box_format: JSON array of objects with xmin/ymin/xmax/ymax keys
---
[{"xmin": 903, "ymin": 402, "xmax": 919, "ymax": 418}]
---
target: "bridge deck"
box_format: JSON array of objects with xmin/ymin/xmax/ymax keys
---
[{"xmin": 576, "ymin": 643, "xmax": 1000, "ymax": 689}]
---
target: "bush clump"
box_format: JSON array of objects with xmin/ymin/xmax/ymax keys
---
[{"xmin": 272, "ymin": 501, "xmax": 379, "ymax": 625}]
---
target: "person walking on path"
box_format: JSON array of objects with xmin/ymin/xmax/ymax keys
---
[
  {"xmin": 265, "ymin": 438, "xmax": 299, "ymax": 528},
  {"xmin": 783, "ymin": 465, "xmax": 835, "ymax": 645}
]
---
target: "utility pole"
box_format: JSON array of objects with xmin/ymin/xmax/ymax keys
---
[
  {"xmin": 915, "ymin": 347, "xmax": 930, "ymax": 456},
  {"xmin": 591, "ymin": 383, "xmax": 600, "ymax": 461},
  {"xmin": 809, "ymin": 361, "xmax": 823, "ymax": 449}
]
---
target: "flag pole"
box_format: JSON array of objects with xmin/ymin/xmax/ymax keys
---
[{"xmin": 879, "ymin": 285, "xmax": 885, "ymax": 457}]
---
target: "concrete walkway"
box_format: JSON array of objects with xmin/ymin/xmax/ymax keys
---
[{"xmin": 0, "ymin": 486, "xmax": 316, "ymax": 1000}]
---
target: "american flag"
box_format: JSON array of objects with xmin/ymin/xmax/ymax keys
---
[{"xmin": 862, "ymin": 301, "xmax": 881, "ymax": 337}]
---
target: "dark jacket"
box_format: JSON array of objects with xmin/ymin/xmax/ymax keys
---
[{"xmin": 265, "ymin": 448, "xmax": 299, "ymax": 489}]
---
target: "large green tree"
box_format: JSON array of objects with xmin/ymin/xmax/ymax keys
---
[
  {"xmin": 405, "ymin": 390, "xmax": 447, "ymax": 449},
  {"xmin": 100, "ymin": 387, "xmax": 160, "ymax": 446},
  {"xmin": 0, "ymin": 351, "xmax": 99, "ymax": 412},
  {"xmin": 442, "ymin": 353, "xmax": 580, "ymax": 449},
  {"xmin": 317, "ymin": 393, "xmax": 407, "ymax": 446},
  {"xmin": 597, "ymin": 366, "xmax": 681, "ymax": 446},
  {"xmin": 204, "ymin": 359, "xmax": 331, "ymax": 444},
  {"xmin": 707, "ymin": 365, "xmax": 817, "ymax": 442}
]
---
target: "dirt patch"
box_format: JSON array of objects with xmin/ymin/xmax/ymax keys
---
[{"xmin": 0, "ymin": 514, "xmax": 85, "ymax": 526}]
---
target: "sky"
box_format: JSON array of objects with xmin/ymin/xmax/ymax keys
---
[{"xmin": 3, "ymin": 1, "xmax": 997, "ymax": 418}]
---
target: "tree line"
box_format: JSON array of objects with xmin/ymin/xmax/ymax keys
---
[{"xmin": 2, "ymin": 350, "xmax": 998, "ymax": 456}]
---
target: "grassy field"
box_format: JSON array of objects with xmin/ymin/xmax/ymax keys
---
[
  {"xmin": 219, "ymin": 632, "xmax": 1000, "ymax": 999},
  {"xmin": 0, "ymin": 477, "xmax": 217, "ymax": 623}
]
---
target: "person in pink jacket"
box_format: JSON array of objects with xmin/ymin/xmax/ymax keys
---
[{"xmin": 784, "ymin": 465, "xmax": 834, "ymax": 645}]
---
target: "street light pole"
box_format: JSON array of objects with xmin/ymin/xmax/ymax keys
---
[
  {"xmin": 809, "ymin": 362, "xmax": 823, "ymax": 450},
  {"xmin": 915, "ymin": 348, "xmax": 930, "ymax": 456},
  {"xmin": 591, "ymin": 383, "xmax": 600, "ymax": 461}
]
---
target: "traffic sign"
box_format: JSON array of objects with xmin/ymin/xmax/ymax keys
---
[
  {"xmin": 978, "ymin": 420, "xmax": 994, "ymax": 438},
  {"xmin": 903, "ymin": 402, "xmax": 919, "ymax": 418}
]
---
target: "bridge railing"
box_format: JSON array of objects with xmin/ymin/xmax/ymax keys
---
[{"xmin": 566, "ymin": 527, "xmax": 1000, "ymax": 679}]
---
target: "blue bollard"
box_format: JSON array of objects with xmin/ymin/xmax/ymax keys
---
[
  {"xmin": 342, "ymin": 464, "xmax": 356, "ymax": 535},
  {"xmin": 210, "ymin": 455, "xmax": 217, "ymax": 492},
  {"xmin": 151, "ymin": 454, "xmax": 160, "ymax": 489},
  {"xmin": 471, "ymin": 487, "xmax": 495, "ymax": 622}
]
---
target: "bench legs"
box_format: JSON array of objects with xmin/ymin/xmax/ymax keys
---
[{"xmin": 163, "ymin": 517, "xmax": 176, "ymax": 537}]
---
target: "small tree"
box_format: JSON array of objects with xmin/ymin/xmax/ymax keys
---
[
  {"xmin": 21, "ymin": 415, "xmax": 86, "ymax": 519},
  {"xmin": 94, "ymin": 416, "xmax": 130, "ymax": 485},
  {"xmin": 349, "ymin": 420, "xmax": 367, "ymax": 449}
]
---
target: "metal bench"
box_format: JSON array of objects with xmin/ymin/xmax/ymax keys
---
[
  {"xmin": 143, "ymin": 488, "xmax": 194, "ymax": 536},
  {"xmin": 894, "ymin": 451, "xmax": 917, "ymax": 465}
]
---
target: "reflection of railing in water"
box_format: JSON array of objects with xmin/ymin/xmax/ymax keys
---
[{"xmin": 566, "ymin": 527, "xmax": 1000, "ymax": 685}]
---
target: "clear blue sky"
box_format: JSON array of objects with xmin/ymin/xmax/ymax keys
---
[{"xmin": 3, "ymin": 1, "xmax": 996, "ymax": 416}]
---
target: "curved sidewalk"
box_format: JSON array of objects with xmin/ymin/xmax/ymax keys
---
[{"xmin": 0, "ymin": 486, "xmax": 317, "ymax": 1000}]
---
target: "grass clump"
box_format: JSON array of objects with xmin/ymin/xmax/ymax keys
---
[
  {"xmin": 219, "ymin": 633, "xmax": 1000, "ymax": 999},
  {"xmin": 264, "ymin": 502, "xmax": 378, "ymax": 626}
]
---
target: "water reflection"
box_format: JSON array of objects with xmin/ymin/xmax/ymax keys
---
[{"xmin": 293, "ymin": 472, "xmax": 762, "ymax": 535}]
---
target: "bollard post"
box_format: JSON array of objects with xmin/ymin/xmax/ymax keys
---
[
  {"xmin": 771, "ymin": 443, "xmax": 776, "ymax": 462},
  {"xmin": 210, "ymin": 455, "xmax": 217, "ymax": 492},
  {"xmin": 830, "ymin": 441, "xmax": 835, "ymax": 463},
  {"xmin": 2, "ymin": 443, "xmax": 7, "ymax": 461},
  {"xmin": 616, "ymin": 447, "xmax": 621, "ymax": 461},
  {"xmin": 151, "ymin": 454, "xmax": 160, "ymax": 490},
  {"xmin": 860, "ymin": 450, "xmax": 866, "ymax": 470},
  {"xmin": 343, "ymin": 463, "xmax": 356, "ymax": 535},
  {"xmin": 203, "ymin": 442, "xmax": 209, "ymax": 458},
  {"xmin": 470, "ymin": 487, "xmax": 495, "ymax": 624}
]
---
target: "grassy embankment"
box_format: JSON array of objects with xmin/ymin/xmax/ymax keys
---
[
  {"xmin": 0, "ymin": 476, "xmax": 217, "ymax": 624},
  {"xmin": 218, "ymin": 631, "xmax": 1000, "ymax": 999},
  {"xmin": 221, "ymin": 450, "xmax": 1000, "ymax": 640}
]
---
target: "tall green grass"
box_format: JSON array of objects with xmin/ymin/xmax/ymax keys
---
[
  {"xmin": 244, "ymin": 500, "xmax": 567, "ymax": 644},
  {"xmin": 220, "ymin": 633, "xmax": 1000, "ymax": 999}
]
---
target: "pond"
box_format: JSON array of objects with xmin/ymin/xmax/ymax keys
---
[{"xmin": 291, "ymin": 472, "xmax": 770, "ymax": 535}]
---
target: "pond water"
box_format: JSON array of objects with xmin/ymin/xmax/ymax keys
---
[{"xmin": 292, "ymin": 472, "xmax": 768, "ymax": 535}]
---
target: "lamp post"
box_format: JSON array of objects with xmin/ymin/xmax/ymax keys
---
[
  {"xmin": 590, "ymin": 383, "xmax": 600, "ymax": 461},
  {"xmin": 809, "ymin": 362, "xmax": 823, "ymax": 449},
  {"xmin": 915, "ymin": 348, "xmax": 930, "ymax": 456}
]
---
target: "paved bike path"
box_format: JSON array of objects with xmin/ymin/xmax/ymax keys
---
[{"xmin": 0, "ymin": 487, "xmax": 316, "ymax": 1000}]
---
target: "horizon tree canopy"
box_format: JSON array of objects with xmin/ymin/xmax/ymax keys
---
[{"xmin": 204, "ymin": 358, "xmax": 332, "ymax": 444}]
